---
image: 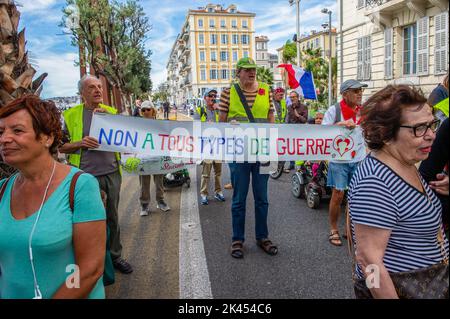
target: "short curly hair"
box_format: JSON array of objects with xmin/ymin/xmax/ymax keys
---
[
  {"xmin": 0, "ymin": 94, "xmax": 63, "ymax": 155},
  {"xmin": 360, "ymin": 85, "xmax": 427, "ymax": 150}
]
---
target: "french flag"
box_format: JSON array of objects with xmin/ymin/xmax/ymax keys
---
[{"xmin": 278, "ymin": 64, "xmax": 317, "ymax": 100}]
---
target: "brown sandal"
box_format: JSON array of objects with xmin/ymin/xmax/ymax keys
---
[
  {"xmin": 329, "ymin": 230, "xmax": 343, "ymax": 246},
  {"xmin": 256, "ymin": 238, "xmax": 278, "ymax": 256},
  {"xmin": 231, "ymin": 241, "xmax": 244, "ymax": 258}
]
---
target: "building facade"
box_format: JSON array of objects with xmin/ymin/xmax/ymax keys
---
[
  {"xmin": 337, "ymin": 0, "xmax": 449, "ymax": 101},
  {"xmin": 299, "ymin": 29, "xmax": 337, "ymax": 60},
  {"xmin": 255, "ymin": 36, "xmax": 283, "ymax": 88},
  {"xmin": 166, "ymin": 4, "xmax": 255, "ymax": 106}
]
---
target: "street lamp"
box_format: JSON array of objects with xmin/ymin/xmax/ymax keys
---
[
  {"xmin": 321, "ymin": 8, "xmax": 332, "ymax": 107},
  {"xmin": 289, "ymin": 0, "xmax": 301, "ymax": 66}
]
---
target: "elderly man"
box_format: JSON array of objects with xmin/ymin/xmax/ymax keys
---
[
  {"xmin": 273, "ymin": 87, "xmax": 287, "ymax": 124},
  {"xmin": 322, "ymin": 79, "xmax": 368, "ymax": 247},
  {"xmin": 218, "ymin": 57, "xmax": 278, "ymax": 259},
  {"xmin": 199, "ymin": 88, "xmax": 225, "ymax": 205},
  {"xmin": 60, "ymin": 74, "xmax": 133, "ymax": 274}
]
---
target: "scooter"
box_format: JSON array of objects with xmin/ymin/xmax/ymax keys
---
[
  {"xmin": 291, "ymin": 163, "xmax": 311, "ymax": 199},
  {"xmin": 304, "ymin": 162, "xmax": 331, "ymax": 209}
]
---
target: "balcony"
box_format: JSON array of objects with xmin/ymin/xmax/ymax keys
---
[{"xmin": 364, "ymin": 0, "xmax": 440, "ymax": 28}]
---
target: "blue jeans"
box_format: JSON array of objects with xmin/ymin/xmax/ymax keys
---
[
  {"xmin": 327, "ymin": 161, "xmax": 359, "ymax": 191},
  {"xmin": 228, "ymin": 162, "xmax": 269, "ymax": 242}
]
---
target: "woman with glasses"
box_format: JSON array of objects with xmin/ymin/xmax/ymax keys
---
[{"xmin": 348, "ymin": 85, "xmax": 449, "ymax": 298}]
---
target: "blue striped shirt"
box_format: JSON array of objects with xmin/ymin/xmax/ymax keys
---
[{"xmin": 349, "ymin": 154, "xmax": 449, "ymax": 279}]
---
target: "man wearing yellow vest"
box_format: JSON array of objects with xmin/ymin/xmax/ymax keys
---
[
  {"xmin": 428, "ymin": 73, "xmax": 448, "ymax": 123},
  {"xmin": 218, "ymin": 57, "xmax": 278, "ymax": 258},
  {"xmin": 273, "ymin": 87, "xmax": 287, "ymax": 124},
  {"xmin": 60, "ymin": 75, "xmax": 133, "ymax": 274},
  {"xmin": 199, "ymin": 88, "xmax": 225, "ymax": 205}
]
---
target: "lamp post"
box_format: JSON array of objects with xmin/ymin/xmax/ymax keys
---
[
  {"xmin": 321, "ymin": 8, "xmax": 332, "ymax": 107},
  {"xmin": 289, "ymin": 0, "xmax": 301, "ymax": 66}
]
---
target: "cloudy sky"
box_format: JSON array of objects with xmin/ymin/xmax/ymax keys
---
[{"xmin": 19, "ymin": 0, "xmax": 337, "ymax": 98}]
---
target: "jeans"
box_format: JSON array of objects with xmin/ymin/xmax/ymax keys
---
[{"xmin": 228, "ymin": 162, "xmax": 269, "ymax": 242}]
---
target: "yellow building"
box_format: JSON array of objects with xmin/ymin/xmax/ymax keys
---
[{"xmin": 167, "ymin": 4, "xmax": 255, "ymax": 106}]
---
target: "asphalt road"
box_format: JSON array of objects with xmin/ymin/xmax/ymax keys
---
[{"xmin": 106, "ymin": 162, "xmax": 354, "ymax": 299}]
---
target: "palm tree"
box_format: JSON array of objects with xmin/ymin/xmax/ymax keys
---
[
  {"xmin": 257, "ymin": 66, "xmax": 274, "ymax": 86},
  {"xmin": 0, "ymin": 0, "xmax": 47, "ymax": 178}
]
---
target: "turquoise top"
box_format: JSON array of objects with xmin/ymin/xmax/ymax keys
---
[{"xmin": 0, "ymin": 167, "xmax": 106, "ymax": 299}]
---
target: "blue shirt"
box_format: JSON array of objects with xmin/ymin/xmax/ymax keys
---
[{"xmin": 0, "ymin": 167, "xmax": 106, "ymax": 299}]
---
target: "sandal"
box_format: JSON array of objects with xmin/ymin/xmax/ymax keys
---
[
  {"xmin": 329, "ymin": 230, "xmax": 343, "ymax": 246},
  {"xmin": 231, "ymin": 241, "xmax": 244, "ymax": 259},
  {"xmin": 256, "ymin": 238, "xmax": 278, "ymax": 256}
]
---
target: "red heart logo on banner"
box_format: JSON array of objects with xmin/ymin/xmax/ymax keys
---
[{"xmin": 333, "ymin": 135, "xmax": 354, "ymax": 157}]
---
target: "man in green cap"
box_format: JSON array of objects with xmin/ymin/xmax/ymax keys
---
[{"xmin": 218, "ymin": 57, "xmax": 278, "ymax": 259}]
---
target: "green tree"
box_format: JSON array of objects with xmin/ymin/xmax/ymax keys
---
[
  {"xmin": 61, "ymin": 0, "xmax": 152, "ymax": 107},
  {"xmin": 152, "ymin": 82, "xmax": 169, "ymax": 104},
  {"xmin": 282, "ymin": 40, "xmax": 297, "ymax": 64},
  {"xmin": 256, "ymin": 66, "xmax": 273, "ymax": 86}
]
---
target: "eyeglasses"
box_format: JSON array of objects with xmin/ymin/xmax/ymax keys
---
[
  {"xmin": 348, "ymin": 88, "xmax": 364, "ymax": 94},
  {"xmin": 142, "ymin": 109, "xmax": 152, "ymax": 112},
  {"xmin": 207, "ymin": 94, "xmax": 217, "ymax": 98},
  {"xmin": 399, "ymin": 119, "xmax": 440, "ymax": 137}
]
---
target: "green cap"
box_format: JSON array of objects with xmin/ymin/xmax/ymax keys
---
[{"xmin": 236, "ymin": 57, "xmax": 257, "ymax": 69}]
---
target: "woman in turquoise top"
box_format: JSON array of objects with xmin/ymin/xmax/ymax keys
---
[{"xmin": 0, "ymin": 95, "xmax": 106, "ymax": 299}]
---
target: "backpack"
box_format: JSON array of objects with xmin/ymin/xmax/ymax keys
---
[
  {"xmin": 0, "ymin": 173, "xmax": 115, "ymax": 287},
  {"xmin": 69, "ymin": 172, "xmax": 115, "ymax": 286}
]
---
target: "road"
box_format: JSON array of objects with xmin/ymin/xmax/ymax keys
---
[{"xmin": 106, "ymin": 113, "xmax": 354, "ymax": 299}]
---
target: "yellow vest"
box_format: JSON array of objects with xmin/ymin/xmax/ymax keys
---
[
  {"xmin": 434, "ymin": 97, "xmax": 449, "ymax": 118},
  {"xmin": 228, "ymin": 82, "xmax": 270, "ymax": 123},
  {"xmin": 275, "ymin": 99, "xmax": 287, "ymax": 124},
  {"xmin": 62, "ymin": 103, "xmax": 122, "ymax": 175}
]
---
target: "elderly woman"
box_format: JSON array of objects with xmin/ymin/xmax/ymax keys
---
[
  {"xmin": 0, "ymin": 95, "xmax": 106, "ymax": 299},
  {"xmin": 349, "ymin": 85, "xmax": 449, "ymax": 299}
]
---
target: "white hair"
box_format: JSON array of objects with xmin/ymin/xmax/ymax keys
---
[{"xmin": 78, "ymin": 74, "xmax": 100, "ymax": 93}]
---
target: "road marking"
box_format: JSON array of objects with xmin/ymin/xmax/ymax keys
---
[{"xmin": 179, "ymin": 166, "xmax": 213, "ymax": 299}]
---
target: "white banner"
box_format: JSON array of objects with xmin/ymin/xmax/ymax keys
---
[
  {"xmin": 121, "ymin": 154, "xmax": 195, "ymax": 175},
  {"xmin": 90, "ymin": 113, "xmax": 365, "ymax": 162}
]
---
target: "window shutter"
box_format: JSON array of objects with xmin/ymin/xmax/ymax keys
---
[
  {"xmin": 357, "ymin": 38, "xmax": 363, "ymax": 80},
  {"xmin": 384, "ymin": 28, "xmax": 393, "ymax": 79},
  {"xmin": 417, "ymin": 17, "xmax": 429, "ymax": 75},
  {"xmin": 363, "ymin": 36, "xmax": 371, "ymax": 80},
  {"xmin": 434, "ymin": 12, "xmax": 448, "ymax": 74}
]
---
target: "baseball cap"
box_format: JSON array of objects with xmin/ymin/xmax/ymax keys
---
[
  {"xmin": 274, "ymin": 87, "xmax": 285, "ymax": 94},
  {"xmin": 203, "ymin": 88, "xmax": 218, "ymax": 98},
  {"xmin": 236, "ymin": 57, "xmax": 257, "ymax": 69},
  {"xmin": 140, "ymin": 100, "xmax": 154, "ymax": 110},
  {"xmin": 340, "ymin": 79, "xmax": 368, "ymax": 94}
]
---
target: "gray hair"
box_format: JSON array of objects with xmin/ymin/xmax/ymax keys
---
[{"xmin": 78, "ymin": 74, "xmax": 100, "ymax": 93}]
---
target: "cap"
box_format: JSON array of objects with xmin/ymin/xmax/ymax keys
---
[
  {"xmin": 274, "ymin": 87, "xmax": 285, "ymax": 94},
  {"xmin": 140, "ymin": 100, "xmax": 155, "ymax": 110},
  {"xmin": 236, "ymin": 57, "xmax": 257, "ymax": 69},
  {"xmin": 340, "ymin": 79, "xmax": 368, "ymax": 94},
  {"xmin": 203, "ymin": 88, "xmax": 218, "ymax": 98}
]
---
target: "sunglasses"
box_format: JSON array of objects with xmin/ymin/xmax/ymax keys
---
[
  {"xmin": 399, "ymin": 119, "xmax": 440, "ymax": 137},
  {"xmin": 207, "ymin": 94, "xmax": 217, "ymax": 98},
  {"xmin": 142, "ymin": 109, "xmax": 152, "ymax": 112}
]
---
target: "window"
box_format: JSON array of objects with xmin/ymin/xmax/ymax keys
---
[
  {"xmin": 232, "ymin": 20, "xmax": 237, "ymax": 28},
  {"xmin": 243, "ymin": 51, "xmax": 249, "ymax": 58},
  {"xmin": 232, "ymin": 34, "xmax": 239, "ymax": 45},
  {"xmin": 210, "ymin": 34, "xmax": 217, "ymax": 45},
  {"xmin": 208, "ymin": 7, "xmax": 213, "ymax": 13},
  {"xmin": 435, "ymin": 12, "xmax": 448, "ymax": 74},
  {"xmin": 403, "ymin": 24, "xmax": 417, "ymax": 75},
  {"xmin": 198, "ymin": 19, "xmax": 203, "ymax": 28},
  {"xmin": 384, "ymin": 28, "xmax": 393, "ymax": 79},
  {"xmin": 232, "ymin": 51, "xmax": 238, "ymax": 62},
  {"xmin": 221, "ymin": 34, "xmax": 228, "ymax": 45},
  {"xmin": 417, "ymin": 17, "xmax": 429, "ymax": 75},
  {"xmin": 242, "ymin": 20, "xmax": 248, "ymax": 28},
  {"xmin": 199, "ymin": 33, "xmax": 204, "ymax": 45},
  {"xmin": 357, "ymin": 36, "xmax": 371, "ymax": 80},
  {"xmin": 211, "ymin": 51, "xmax": 217, "ymax": 62},
  {"xmin": 200, "ymin": 69, "xmax": 206, "ymax": 81},
  {"xmin": 221, "ymin": 69, "xmax": 229, "ymax": 80},
  {"xmin": 221, "ymin": 19, "xmax": 226, "ymax": 28},
  {"xmin": 315, "ymin": 38, "xmax": 319, "ymax": 48},
  {"xmin": 199, "ymin": 50, "xmax": 205, "ymax": 62},
  {"xmin": 220, "ymin": 51, "xmax": 228, "ymax": 61},
  {"xmin": 209, "ymin": 19, "xmax": 215, "ymax": 28},
  {"xmin": 241, "ymin": 35, "xmax": 249, "ymax": 45},
  {"xmin": 210, "ymin": 69, "xmax": 218, "ymax": 80},
  {"xmin": 232, "ymin": 69, "xmax": 236, "ymax": 79}
]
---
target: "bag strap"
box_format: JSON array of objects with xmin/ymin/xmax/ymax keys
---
[
  {"xmin": 334, "ymin": 102, "xmax": 342, "ymax": 124},
  {"xmin": 69, "ymin": 171, "xmax": 84, "ymax": 212},
  {"xmin": 0, "ymin": 177, "xmax": 11, "ymax": 202},
  {"xmin": 234, "ymin": 83, "xmax": 256, "ymax": 123}
]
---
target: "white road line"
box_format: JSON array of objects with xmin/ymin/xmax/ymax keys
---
[{"xmin": 179, "ymin": 166, "xmax": 213, "ymax": 299}]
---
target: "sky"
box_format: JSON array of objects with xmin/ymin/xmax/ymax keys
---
[{"xmin": 19, "ymin": 0, "xmax": 337, "ymax": 98}]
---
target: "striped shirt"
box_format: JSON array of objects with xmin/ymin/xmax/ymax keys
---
[
  {"xmin": 349, "ymin": 154, "xmax": 449, "ymax": 279},
  {"xmin": 218, "ymin": 84, "xmax": 274, "ymax": 115}
]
